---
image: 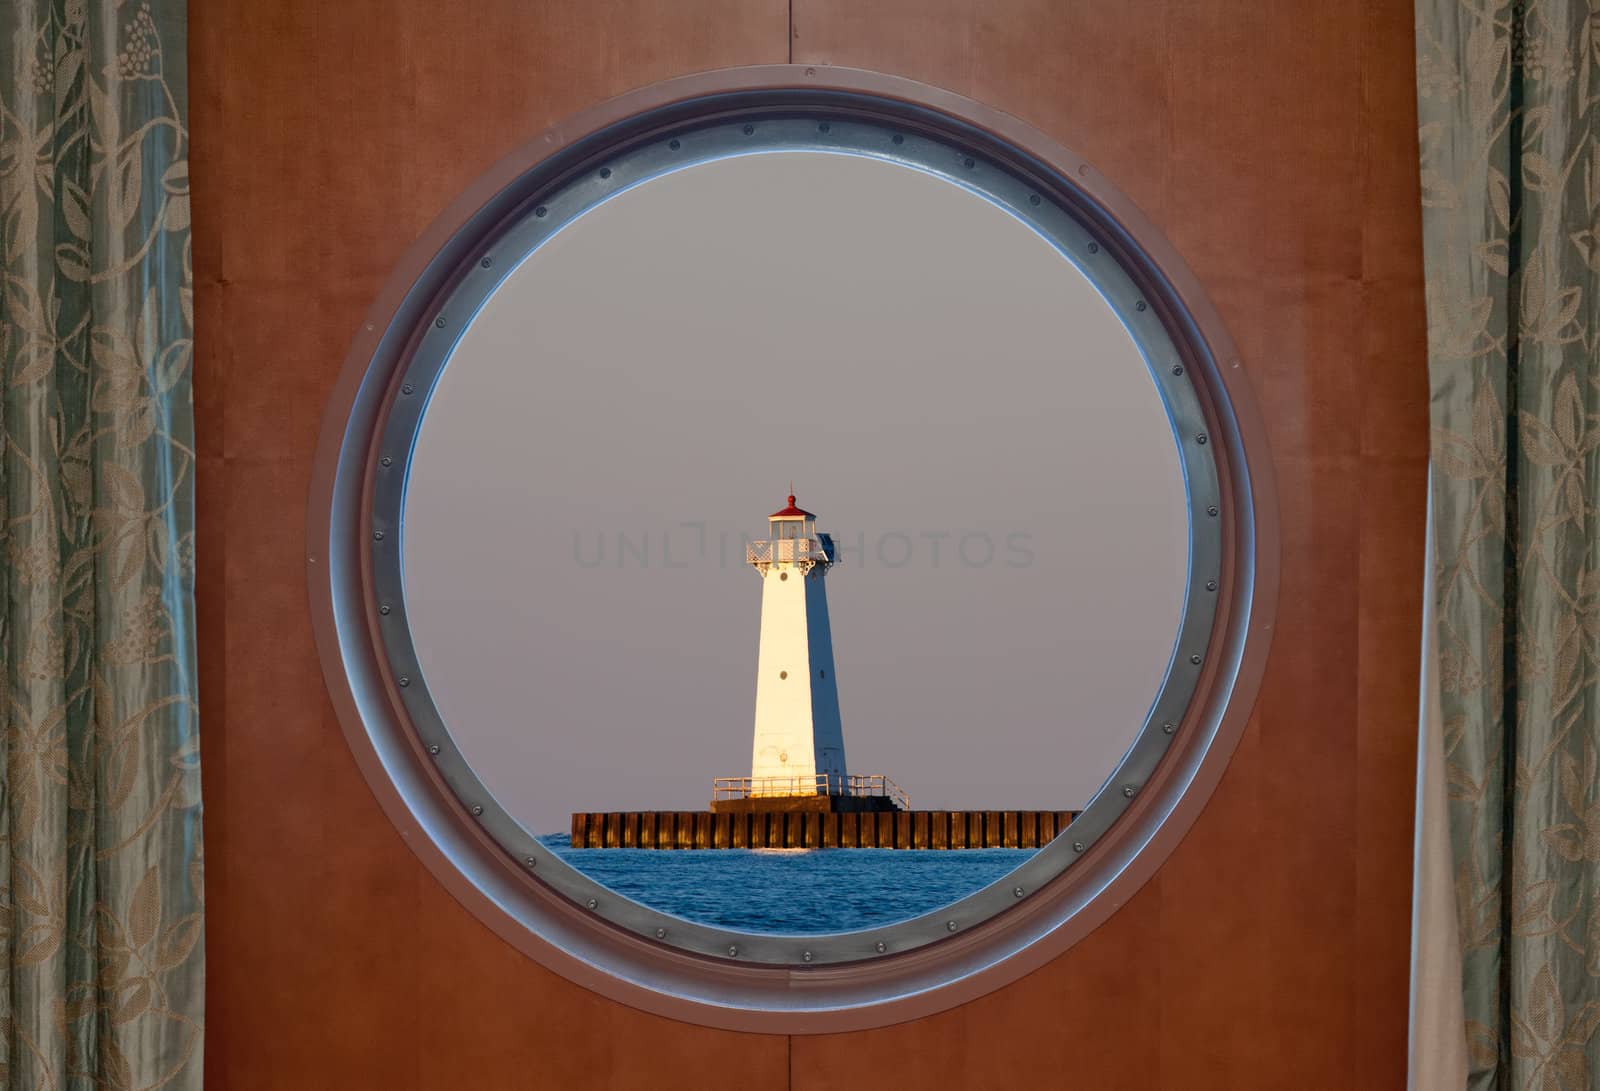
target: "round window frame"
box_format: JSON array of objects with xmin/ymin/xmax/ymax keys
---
[
  {"xmin": 379, "ymin": 112, "xmax": 1217, "ymax": 962},
  {"xmin": 308, "ymin": 65, "xmax": 1279, "ymax": 1032}
]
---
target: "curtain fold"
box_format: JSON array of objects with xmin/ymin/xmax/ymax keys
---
[
  {"xmin": 1416, "ymin": 0, "xmax": 1600, "ymax": 1087},
  {"xmin": 0, "ymin": 2, "xmax": 201, "ymax": 1088},
  {"xmin": 1413, "ymin": 477, "xmax": 1471, "ymax": 1088}
]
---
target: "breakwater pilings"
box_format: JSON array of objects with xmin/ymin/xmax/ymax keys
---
[{"xmin": 568, "ymin": 810, "xmax": 1075, "ymax": 850}]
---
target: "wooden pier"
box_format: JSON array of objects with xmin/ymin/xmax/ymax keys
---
[{"xmin": 567, "ymin": 810, "xmax": 1076, "ymax": 850}]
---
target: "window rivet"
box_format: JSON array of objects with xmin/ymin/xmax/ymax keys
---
[
  {"xmin": 668, "ymin": 139, "xmax": 680, "ymax": 150},
  {"xmin": 1122, "ymin": 785, "xmax": 1136, "ymax": 798},
  {"xmin": 1073, "ymin": 841, "xmax": 1085, "ymax": 852},
  {"xmin": 743, "ymin": 124, "xmax": 755, "ymax": 135},
  {"xmin": 434, "ymin": 316, "xmax": 445, "ymax": 328},
  {"xmin": 398, "ymin": 676, "xmax": 409, "ymax": 688},
  {"xmin": 1087, "ymin": 242, "xmax": 1099, "ymax": 254},
  {"xmin": 1013, "ymin": 886, "xmax": 1025, "ymax": 898},
  {"xmin": 1172, "ymin": 365, "xmax": 1184, "ymax": 376},
  {"xmin": 587, "ymin": 898, "xmax": 598, "ymax": 909},
  {"xmin": 1207, "ymin": 505, "xmax": 1218, "ymax": 516},
  {"xmin": 401, "ymin": 384, "xmax": 413, "ymax": 395},
  {"xmin": 802, "ymin": 951, "xmax": 813, "ymax": 962},
  {"xmin": 534, "ymin": 205, "xmax": 547, "ymax": 217},
  {"xmin": 1136, "ymin": 300, "xmax": 1147, "ymax": 312},
  {"xmin": 427, "ymin": 744, "xmax": 440, "ymax": 755},
  {"xmin": 1029, "ymin": 194, "xmax": 1041, "ymax": 206},
  {"xmin": 599, "ymin": 167, "xmax": 611, "ymax": 179},
  {"xmin": 373, "ymin": 531, "xmax": 384, "ymax": 541},
  {"xmin": 1206, "ymin": 579, "xmax": 1218, "ymax": 592},
  {"xmin": 875, "ymin": 941, "xmax": 887, "ymax": 953},
  {"xmin": 471, "ymin": 804, "xmax": 484, "ymax": 816},
  {"xmin": 379, "ymin": 603, "xmax": 391, "ymax": 615},
  {"xmin": 1190, "ymin": 654, "xmax": 1203, "ymax": 665},
  {"xmin": 481, "ymin": 257, "xmax": 492, "ymax": 268},
  {"xmin": 727, "ymin": 945, "xmax": 739, "ymax": 957},
  {"xmin": 1162, "ymin": 722, "xmax": 1175, "ymax": 734},
  {"xmin": 1196, "ymin": 433, "xmax": 1209, "ymax": 445},
  {"xmin": 946, "ymin": 920, "xmax": 958, "ymax": 932},
  {"xmin": 381, "ymin": 456, "xmax": 392, "ymax": 466}
]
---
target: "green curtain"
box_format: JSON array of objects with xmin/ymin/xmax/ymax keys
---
[
  {"xmin": 0, "ymin": 1, "xmax": 202, "ymax": 1088},
  {"xmin": 1418, "ymin": 0, "xmax": 1600, "ymax": 1086}
]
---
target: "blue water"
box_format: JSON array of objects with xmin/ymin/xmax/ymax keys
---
[{"xmin": 543, "ymin": 835, "xmax": 1037, "ymax": 934}]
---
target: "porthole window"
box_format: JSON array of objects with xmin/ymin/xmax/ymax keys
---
[{"xmin": 309, "ymin": 66, "xmax": 1276, "ymax": 1031}]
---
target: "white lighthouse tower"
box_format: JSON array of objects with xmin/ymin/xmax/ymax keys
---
[{"xmin": 744, "ymin": 494, "xmax": 848, "ymax": 796}]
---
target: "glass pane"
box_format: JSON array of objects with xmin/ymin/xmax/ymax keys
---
[{"xmin": 399, "ymin": 148, "xmax": 1189, "ymax": 935}]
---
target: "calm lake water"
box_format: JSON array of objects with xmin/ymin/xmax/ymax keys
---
[{"xmin": 543, "ymin": 835, "xmax": 1037, "ymax": 933}]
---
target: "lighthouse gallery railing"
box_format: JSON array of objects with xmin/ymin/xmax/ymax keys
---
[
  {"xmin": 745, "ymin": 538, "xmax": 832, "ymax": 565},
  {"xmin": 712, "ymin": 774, "xmax": 909, "ymax": 810}
]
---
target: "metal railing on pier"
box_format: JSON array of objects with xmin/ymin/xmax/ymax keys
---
[{"xmin": 712, "ymin": 773, "xmax": 909, "ymax": 811}]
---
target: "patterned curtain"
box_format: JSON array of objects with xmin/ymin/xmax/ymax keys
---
[
  {"xmin": 0, "ymin": 2, "xmax": 202, "ymax": 1089},
  {"xmin": 1417, "ymin": 0, "xmax": 1600, "ymax": 1087}
]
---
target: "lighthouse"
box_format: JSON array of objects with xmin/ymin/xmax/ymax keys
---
[{"xmin": 745, "ymin": 495, "xmax": 847, "ymax": 796}]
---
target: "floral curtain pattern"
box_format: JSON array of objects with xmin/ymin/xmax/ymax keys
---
[
  {"xmin": 0, "ymin": 1, "xmax": 202, "ymax": 1089},
  {"xmin": 1417, "ymin": 0, "xmax": 1600, "ymax": 1086}
]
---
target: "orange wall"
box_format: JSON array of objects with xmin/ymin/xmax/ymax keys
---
[{"xmin": 191, "ymin": 2, "xmax": 1427, "ymax": 1087}]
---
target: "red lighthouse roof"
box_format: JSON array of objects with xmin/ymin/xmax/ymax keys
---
[{"xmin": 769, "ymin": 493, "xmax": 814, "ymax": 519}]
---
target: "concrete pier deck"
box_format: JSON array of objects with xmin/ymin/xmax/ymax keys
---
[{"xmin": 567, "ymin": 810, "xmax": 1075, "ymax": 850}]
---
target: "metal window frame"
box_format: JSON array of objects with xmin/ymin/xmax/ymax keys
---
[{"xmin": 308, "ymin": 65, "xmax": 1279, "ymax": 1033}]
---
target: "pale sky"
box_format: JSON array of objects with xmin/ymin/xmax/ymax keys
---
[{"xmin": 401, "ymin": 150, "xmax": 1191, "ymax": 834}]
